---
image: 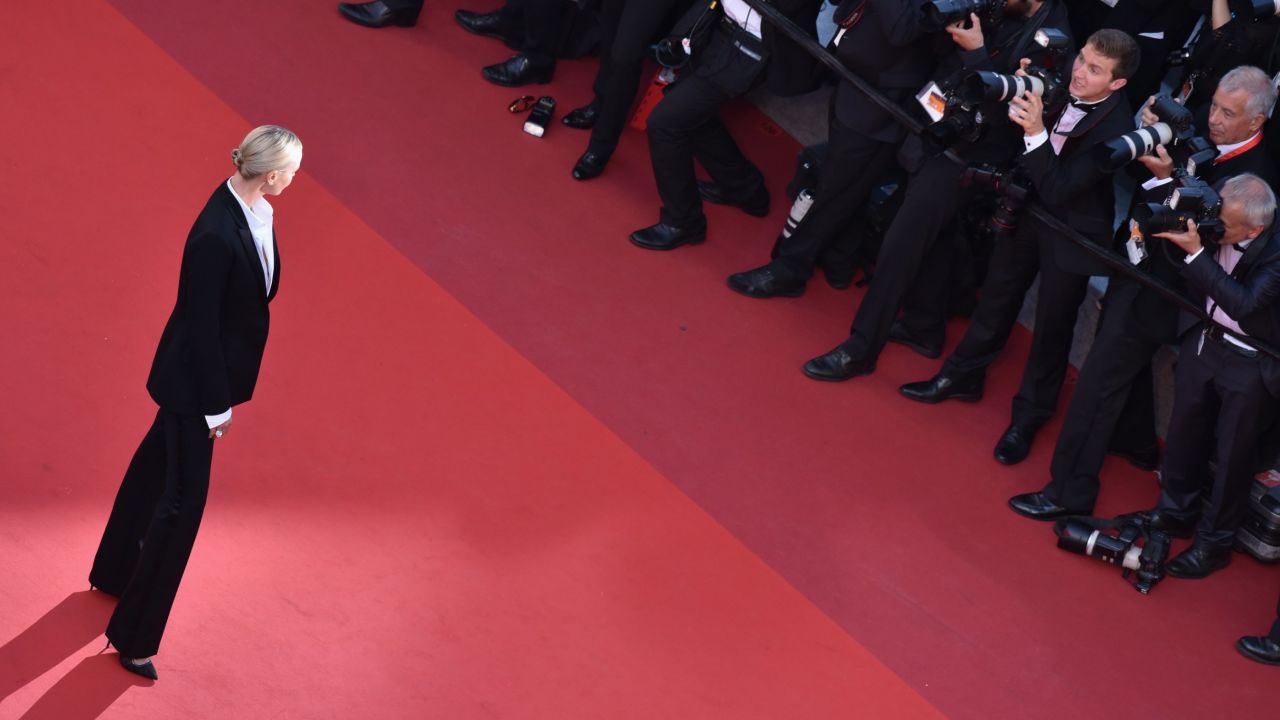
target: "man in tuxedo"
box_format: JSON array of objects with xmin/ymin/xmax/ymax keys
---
[
  {"xmin": 895, "ymin": 30, "xmax": 1140, "ymax": 466},
  {"xmin": 755, "ymin": 0, "xmax": 1069, "ymax": 373},
  {"xmin": 338, "ymin": 0, "xmax": 424, "ymax": 28},
  {"xmin": 629, "ymin": 0, "xmax": 824, "ymax": 251},
  {"xmin": 1010, "ymin": 66, "xmax": 1280, "ymax": 520},
  {"xmin": 715, "ymin": 0, "xmax": 936, "ymax": 281},
  {"xmin": 1138, "ymin": 173, "xmax": 1280, "ymax": 578},
  {"xmin": 1238, "ymin": 590, "xmax": 1280, "ymax": 665}
]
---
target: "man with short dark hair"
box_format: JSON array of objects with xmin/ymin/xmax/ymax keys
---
[{"xmin": 887, "ymin": 31, "xmax": 1141, "ymax": 466}]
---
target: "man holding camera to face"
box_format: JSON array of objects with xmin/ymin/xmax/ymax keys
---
[
  {"xmin": 898, "ymin": 30, "xmax": 1140, "ymax": 466},
  {"xmin": 1138, "ymin": 173, "xmax": 1280, "ymax": 579},
  {"xmin": 784, "ymin": 0, "xmax": 1072, "ymax": 380},
  {"xmin": 1010, "ymin": 66, "xmax": 1279, "ymax": 522}
]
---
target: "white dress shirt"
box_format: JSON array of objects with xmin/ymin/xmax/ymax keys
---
[
  {"xmin": 205, "ymin": 179, "xmax": 275, "ymax": 429},
  {"xmin": 1023, "ymin": 96, "xmax": 1106, "ymax": 155},
  {"xmin": 723, "ymin": 0, "xmax": 763, "ymax": 39}
]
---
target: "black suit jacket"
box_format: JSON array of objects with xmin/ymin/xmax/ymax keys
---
[
  {"xmin": 1018, "ymin": 89, "xmax": 1135, "ymax": 276},
  {"xmin": 1118, "ymin": 143, "xmax": 1280, "ymax": 343},
  {"xmin": 760, "ymin": 0, "xmax": 824, "ymax": 97},
  {"xmin": 147, "ymin": 182, "xmax": 280, "ymax": 416},
  {"xmin": 830, "ymin": 0, "xmax": 937, "ymax": 142},
  {"xmin": 1180, "ymin": 225, "xmax": 1280, "ymax": 396}
]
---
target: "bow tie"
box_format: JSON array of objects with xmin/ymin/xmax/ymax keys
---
[
  {"xmin": 1230, "ymin": 242, "xmax": 1247, "ymax": 253},
  {"xmin": 1067, "ymin": 98, "xmax": 1096, "ymax": 114}
]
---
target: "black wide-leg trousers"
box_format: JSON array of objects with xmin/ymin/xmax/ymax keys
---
[{"xmin": 90, "ymin": 408, "xmax": 213, "ymax": 658}]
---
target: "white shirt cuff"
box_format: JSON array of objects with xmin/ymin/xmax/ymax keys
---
[
  {"xmin": 205, "ymin": 408, "xmax": 232, "ymax": 429},
  {"xmin": 1183, "ymin": 247, "xmax": 1204, "ymax": 264},
  {"xmin": 1141, "ymin": 176, "xmax": 1174, "ymax": 191},
  {"xmin": 1023, "ymin": 130, "xmax": 1049, "ymax": 154}
]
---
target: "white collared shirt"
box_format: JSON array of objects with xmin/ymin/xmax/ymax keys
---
[
  {"xmin": 723, "ymin": 0, "xmax": 763, "ymax": 39},
  {"xmin": 1185, "ymin": 238, "xmax": 1257, "ymax": 352},
  {"xmin": 1141, "ymin": 132, "xmax": 1263, "ymax": 191},
  {"xmin": 1023, "ymin": 96, "xmax": 1107, "ymax": 155},
  {"xmin": 205, "ymin": 179, "xmax": 276, "ymax": 429}
]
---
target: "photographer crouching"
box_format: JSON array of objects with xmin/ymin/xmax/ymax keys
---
[
  {"xmin": 898, "ymin": 30, "xmax": 1141, "ymax": 466},
  {"xmin": 1138, "ymin": 173, "xmax": 1280, "ymax": 580}
]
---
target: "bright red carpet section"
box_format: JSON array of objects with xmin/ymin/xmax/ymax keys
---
[
  {"xmin": 0, "ymin": 1, "xmax": 941, "ymax": 718},
  {"xmin": 2, "ymin": 0, "xmax": 1276, "ymax": 717}
]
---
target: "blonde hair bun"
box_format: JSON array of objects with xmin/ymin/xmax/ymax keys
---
[{"xmin": 233, "ymin": 125, "xmax": 302, "ymax": 179}]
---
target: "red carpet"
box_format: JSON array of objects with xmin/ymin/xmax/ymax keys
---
[{"xmin": 0, "ymin": 0, "xmax": 1274, "ymax": 718}]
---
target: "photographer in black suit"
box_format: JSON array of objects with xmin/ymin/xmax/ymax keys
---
[
  {"xmin": 629, "ymin": 0, "xmax": 823, "ymax": 251},
  {"xmin": 1138, "ymin": 174, "xmax": 1280, "ymax": 579},
  {"xmin": 766, "ymin": 0, "xmax": 1070, "ymax": 377},
  {"xmin": 898, "ymin": 30, "xmax": 1140, "ymax": 466},
  {"xmin": 1010, "ymin": 66, "xmax": 1279, "ymax": 521},
  {"xmin": 720, "ymin": 0, "xmax": 936, "ymax": 284}
]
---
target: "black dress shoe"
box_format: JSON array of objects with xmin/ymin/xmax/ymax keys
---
[
  {"xmin": 481, "ymin": 54, "xmax": 553, "ymax": 87},
  {"xmin": 562, "ymin": 104, "xmax": 599, "ymax": 130},
  {"xmin": 802, "ymin": 344, "xmax": 874, "ymax": 382},
  {"xmin": 994, "ymin": 423, "xmax": 1039, "ymax": 465},
  {"xmin": 821, "ymin": 264, "xmax": 854, "ymax": 290},
  {"xmin": 1237, "ymin": 635, "xmax": 1280, "ymax": 665},
  {"xmin": 888, "ymin": 321, "xmax": 942, "ymax": 359},
  {"xmin": 726, "ymin": 266, "xmax": 805, "ymax": 298},
  {"xmin": 1008, "ymin": 492, "xmax": 1086, "ymax": 520},
  {"xmin": 630, "ymin": 220, "xmax": 706, "ymax": 251},
  {"xmin": 1137, "ymin": 509, "xmax": 1195, "ymax": 539},
  {"xmin": 1166, "ymin": 543, "xmax": 1232, "ymax": 579},
  {"xmin": 119, "ymin": 655, "xmax": 158, "ymax": 681},
  {"xmin": 338, "ymin": 1, "xmax": 421, "ymax": 28},
  {"xmin": 1108, "ymin": 445, "xmax": 1159, "ymax": 471},
  {"xmin": 697, "ymin": 181, "xmax": 769, "ymax": 217},
  {"xmin": 899, "ymin": 372, "xmax": 984, "ymax": 404},
  {"xmin": 455, "ymin": 9, "xmax": 521, "ymax": 48},
  {"xmin": 572, "ymin": 151, "xmax": 608, "ymax": 181}
]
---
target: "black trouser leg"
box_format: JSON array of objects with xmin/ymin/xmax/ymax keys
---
[
  {"xmin": 844, "ymin": 156, "xmax": 964, "ymax": 360},
  {"xmin": 1156, "ymin": 335, "xmax": 1219, "ymax": 523},
  {"xmin": 770, "ymin": 118, "xmax": 896, "ymax": 282},
  {"xmin": 1270, "ymin": 598, "xmax": 1280, "ymax": 641},
  {"xmin": 587, "ymin": 0, "xmax": 679, "ymax": 158},
  {"xmin": 1110, "ymin": 358, "xmax": 1159, "ymax": 453},
  {"xmin": 513, "ymin": 0, "xmax": 563, "ymax": 69},
  {"xmin": 898, "ymin": 227, "xmax": 955, "ymax": 349},
  {"xmin": 1197, "ymin": 345, "xmax": 1274, "ymax": 547},
  {"xmin": 1044, "ymin": 327, "xmax": 1161, "ymax": 511},
  {"xmin": 1009, "ymin": 257, "xmax": 1091, "ymax": 428},
  {"xmin": 90, "ymin": 411, "xmax": 167, "ymax": 596},
  {"xmin": 941, "ymin": 218, "xmax": 1042, "ymax": 377},
  {"xmin": 104, "ymin": 410, "xmax": 213, "ymax": 658}
]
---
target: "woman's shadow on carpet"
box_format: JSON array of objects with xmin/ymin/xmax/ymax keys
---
[{"xmin": 0, "ymin": 590, "xmax": 150, "ymax": 719}]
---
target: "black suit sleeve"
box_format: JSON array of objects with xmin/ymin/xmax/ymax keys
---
[
  {"xmin": 180, "ymin": 231, "xmax": 233, "ymax": 414},
  {"xmin": 1018, "ymin": 138, "xmax": 1110, "ymax": 207},
  {"xmin": 1184, "ymin": 249, "xmax": 1280, "ymax": 321},
  {"xmin": 870, "ymin": 0, "xmax": 926, "ymax": 46}
]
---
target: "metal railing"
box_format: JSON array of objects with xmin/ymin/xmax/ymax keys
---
[{"xmin": 744, "ymin": 0, "xmax": 1280, "ymax": 360}]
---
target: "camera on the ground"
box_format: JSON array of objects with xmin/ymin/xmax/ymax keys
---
[{"xmin": 1055, "ymin": 519, "xmax": 1171, "ymax": 594}]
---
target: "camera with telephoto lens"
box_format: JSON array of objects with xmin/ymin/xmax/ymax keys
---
[
  {"xmin": 923, "ymin": 28, "xmax": 1070, "ymax": 154},
  {"xmin": 1055, "ymin": 519, "xmax": 1172, "ymax": 594},
  {"xmin": 1230, "ymin": 0, "xmax": 1280, "ymax": 19},
  {"xmin": 1095, "ymin": 94, "xmax": 1217, "ymax": 173},
  {"xmin": 922, "ymin": 0, "xmax": 1007, "ymax": 32},
  {"xmin": 961, "ymin": 164, "xmax": 1032, "ymax": 240},
  {"xmin": 957, "ymin": 29, "xmax": 1071, "ymax": 107},
  {"xmin": 1132, "ymin": 175, "xmax": 1226, "ymax": 243}
]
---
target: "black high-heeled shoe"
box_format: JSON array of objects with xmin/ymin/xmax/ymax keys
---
[{"xmin": 118, "ymin": 654, "xmax": 159, "ymax": 680}]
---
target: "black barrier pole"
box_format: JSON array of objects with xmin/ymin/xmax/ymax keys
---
[{"xmin": 742, "ymin": 0, "xmax": 1280, "ymax": 360}]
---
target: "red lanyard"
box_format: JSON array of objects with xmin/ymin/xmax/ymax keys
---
[{"xmin": 1214, "ymin": 132, "xmax": 1263, "ymax": 165}]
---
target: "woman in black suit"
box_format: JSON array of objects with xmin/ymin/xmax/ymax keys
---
[{"xmin": 89, "ymin": 125, "xmax": 303, "ymax": 680}]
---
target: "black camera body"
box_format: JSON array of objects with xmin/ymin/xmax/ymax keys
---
[
  {"xmin": 922, "ymin": 96, "xmax": 987, "ymax": 156},
  {"xmin": 961, "ymin": 164, "xmax": 1032, "ymax": 239},
  {"xmin": 1056, "ymin": 519, "xmax": 1172, "ymax": 594},
  {"xmin": 922, "ymin": 0, "xmax": 1007, "ymax": 32},
  {"xmin": 1133, "ymin": 174, "xmax": 1226, "ymax": 243}
]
